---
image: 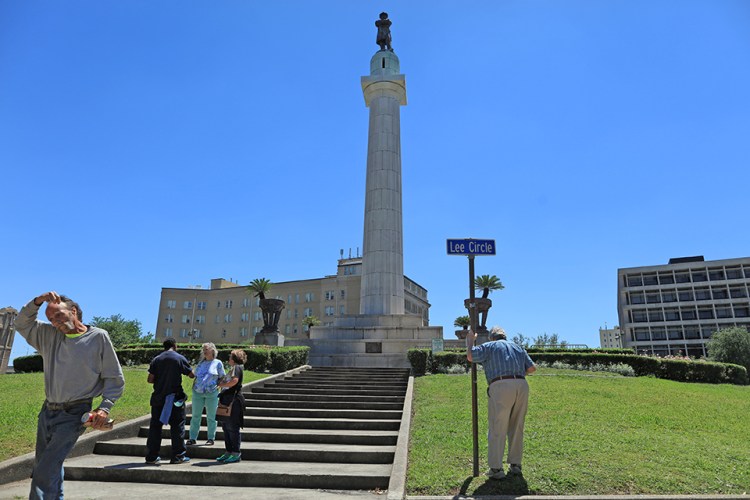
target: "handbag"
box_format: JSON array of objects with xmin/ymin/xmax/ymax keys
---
[{"xmin": 216, "ymin": 390, "xmax": 235, "ymax": 418}]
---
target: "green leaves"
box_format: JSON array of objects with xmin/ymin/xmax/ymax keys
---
[
  {"xmin": 247, "ymin": 278, "xmax": 272, "ymax": 300},
  {"xmin": 473, "ymin": 274, "xmax": 504, "ymax": 298},
  {"xmin": 91, "ymin": 314, "xmax": 149, "ymax": 348}
]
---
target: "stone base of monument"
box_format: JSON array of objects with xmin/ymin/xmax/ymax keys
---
[
  {"xmin": 254, "ymin": 332, "xmax": 285, "ymax": 346},
  {"xmin": 285, "ymin": 314, "xmax": 443, "ymax": 368}
]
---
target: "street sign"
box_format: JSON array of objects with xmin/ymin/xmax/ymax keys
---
[
  {"xmin": 446, "ymin": 238, "xmax": 496, "ymax": 256},
  {"xmin": 431, "ymin": 338, "xmax": 444, "ymax": 353}
]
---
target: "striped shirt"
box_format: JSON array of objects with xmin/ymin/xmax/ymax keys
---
[{"xmin": 471, "ymin": 340, "xmax": 534, "ymax": 384}]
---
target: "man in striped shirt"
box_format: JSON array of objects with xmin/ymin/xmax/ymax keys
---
[{"xmin": 467, "ymin": 326, "xmax": 536, "ymax": 480}]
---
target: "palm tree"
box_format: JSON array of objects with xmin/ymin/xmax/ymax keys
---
[
  {"xmin": 247, "ymin": 278, "xmax": 272, "ymax": 300},
  {"xmin": 454, "ymin": 315, "xmax": 471, "ymax": 330},
  {"xmin": 474, "ymin": 274, "xmax": 504, "ymax": 299}
]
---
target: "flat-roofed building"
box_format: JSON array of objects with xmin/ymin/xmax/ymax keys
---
[
  {"xmin": 599, "ymin": 326, "xmax": 623, "ymax": 349},
  {"xmin": 617, "ymin": 256, "xmax": 750, "ymax": 357},
  {"xmin": 155, "ymin": 257, "xmax": 431, "ymax": 344}
]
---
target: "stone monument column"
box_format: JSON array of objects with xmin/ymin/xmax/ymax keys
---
[{"xmin": 359, "ymin": 50, "xmax": 407, "ymax": 316}]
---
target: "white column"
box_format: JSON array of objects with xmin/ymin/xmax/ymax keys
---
[{"xmin": 360, "ymin": 51, "xmax": 407, "ymax": 315}]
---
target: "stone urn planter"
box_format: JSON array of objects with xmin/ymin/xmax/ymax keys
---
[
  {"xmin": 455, "ymin": 329, "xmax": 469, "ymax": 340},
  {"xmin": 259, "ymin": 298, "xmax": 285, "ymax": 334},
  {"xmin": 464, "ymin": 298, "xmax": 492, "ymax": 333}
]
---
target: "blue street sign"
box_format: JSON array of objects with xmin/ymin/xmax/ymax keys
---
[{"xmin": 446, "ymin": 238, "xmax": 496, "ymax": 256}]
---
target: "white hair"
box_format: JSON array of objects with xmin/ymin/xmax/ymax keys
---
[{"xmin": 489, "ymin": 326, "xmax": 506, "ymax": 340}]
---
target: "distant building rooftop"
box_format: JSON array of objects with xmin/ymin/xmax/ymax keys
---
[{"xmin": 668, "ymin": 256, "xmax": 705, "ymax": 265}]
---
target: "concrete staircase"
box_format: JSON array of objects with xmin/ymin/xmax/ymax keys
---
[{"xmin": 61, "ymin": 366, "xmax": 410, "ymax": 492}]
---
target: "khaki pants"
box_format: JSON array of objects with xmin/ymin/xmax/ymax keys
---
[{"xmin": 487, "ymin": 378, "xmax": 529, "ymax": 469}]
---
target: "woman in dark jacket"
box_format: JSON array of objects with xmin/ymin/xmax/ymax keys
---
[{"xmin": 216, "ymin": 349, "xmax": 246, "ymax": 463}]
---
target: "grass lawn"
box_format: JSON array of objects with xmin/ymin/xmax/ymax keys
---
[
  {"xmin": 408, "ymin": 367, "xmax": 750, "ymax": 496},
  {"xmin": 0, "ymin": 366, "xmax": 269, "ymax": 463}
]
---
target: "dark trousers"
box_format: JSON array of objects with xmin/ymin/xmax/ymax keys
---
[
  {"xmin": 220, "ymin": 419, "xmax": 241, "ymax": 453},
  {"xmin": 146, "ymin": 403, "xmax": 186, "ymax": 461}
]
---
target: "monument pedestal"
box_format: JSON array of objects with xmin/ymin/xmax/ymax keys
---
[
  {"xmin": 254, "ymin": 333, "xmax": 285, "ymax": 347},
  {"xmin": 286, "ymin": 315, "xmax": 442, "ymax": 368}
]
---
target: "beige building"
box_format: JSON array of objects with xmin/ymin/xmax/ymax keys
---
[
  {"xmin": 617, "ymin": 256, "xmax": 750, "ymax": 357},
  {"xmin": 155, "ymin": 257, "xmax": 431, "ymax": 344},
  {"xmin": 0, "ymin": 307, "xmax": 18, "ymax": 374},
  {"xmin": 598, "ymin": 326, "xmax": 623, "ymax": 349}
]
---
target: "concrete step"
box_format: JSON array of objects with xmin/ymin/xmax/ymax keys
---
[
  {"xmin": 244, "ymin": 407, "xmax": 402, "ymax": 420},
  {"xmin": 243, "ymin": 416, "xmax": 401, "ymax": 431},
  {"xmin": 286, "ymin": 375, "xmax": 408, "ymax": 382},
  {"xmin": 94, "ymin": 437, "xmax": 396, "ymax": 464},
  {"xmin": 250, "ymin": 387, "xmax": 405, "ymax": 397},
  {"xmin": 268, "ymin": 382, "xmax": 407, "ymax": 390},
  {"xmin": 244, "ymin": 393, "xmax": 404, "ymax": 403},
  {"xmin": 246, "ymin": 399, "xmax": 404, "ymax": 410},
  {"xmin": 63, "ymin": 454, "xmax": 392, "ymax": 490},
  {"xmin": 307, "ymin": 367, "xmax": 409, "ymax": 374},
  {"xmin": 140, "ymin": 426, "xmax": 399, "ymax": 445}
]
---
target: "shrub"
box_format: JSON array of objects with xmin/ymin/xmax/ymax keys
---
[
  {"xmin": 432, "ymin": 351, "xmax": 469, "ymax": 373},
  {"xmin": 407, "ymin": 349, "xmax": 431, "ymax": 376},
  {"xmin": 707, "ymin": 327, "xmax": 750, "ymax": 372},
  {"xmin": 12, "ymin": 354, "xmax": 43, "ymax": 373},
  {"xmin": 269, "ymin": 347, "xmax": 309, "ymax": 373}
]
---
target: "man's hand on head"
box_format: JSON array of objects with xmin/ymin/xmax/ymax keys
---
[{"xmin": 34, "ymin": 292, "xmax": 61, "ymax": 307}]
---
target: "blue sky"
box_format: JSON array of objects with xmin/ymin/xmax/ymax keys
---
[{"xmin": 2, "ymin": 1, "xmax": 749, "ymax": 360}]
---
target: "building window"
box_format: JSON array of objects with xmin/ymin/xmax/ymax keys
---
[
  {"xmin": 253, "ymin": 326, "xmax": 261, "ymax": 334},
  {"xmin": 287, "ymin": 294, "xmax": 292, "ymax": 304},
  {"xmin": 215, "ymin": 315, "xmax": 221, "ymax": 324},
  {"xmin": 691, "ymin": 271, "xmax": 708, "ymax": 282},
  {"xmin": 668, "ymin": 327, "xmax": 683, "ymax": 340},
  {"xmin": 240, "ymin": 327, "xmax": 247, "ymax": 337},
  {"xmin": 685, "ymin": 326, "xmax": 700, "ymax": 339},
  {"xmin": 165, "ymin": 327, "xmax": 173, "ymax": 337},
  {"xmin": 217, "ymin": 301, "xmax": 222, "ymax": 308},
  {"xmin": 675, "ymin": 273, "xmax": 691, "ymax": 283},
  {"xmin": 325, "ymin": 290, "xmax": 335, "ymax": 300},
  {"xmin": 241, "ymin": 312, "xmax": 249, "ymax": 322},
  {"xmin": 183, "ymin": 301, "xmax": 192, "ymax": 309},
  {"xmin": 293, "ymin": 324, "xmax": 298, "ymax": 334},
  {"xmin": 678, "ymin": 290, "xmax": 694, "ymax": 301},
  {"xmin": 708, "ymin": 269, "xmax": 725, "ymax": 281},
  {"xmin": 253, "ymin": 311, "xmax": 262, "ymax": 321},
  {"xmin": 224, "ymin": 314, "xmax": 232, "ymax": 323},
  {"xmin": 646, "ymin": 293, "xmax": 661, "ymax": 304},
  {"xmin": 658, "ymin": 273, "xmax": 675, "ymax": 285},
  {"xmin": 711, "ymin": 287, "xmax": 728, "ymax": 300},
  {"xmin": 634, "ymin": 328, "xmax": 650, "ymax": 341},
  {"xmin": 256, "ymin": 298, "xmax": 261, "ymax": 306},
  {"xmin": 225, "ymin": 300, "xmax": 233, "ymax": 309},
  {"xmin": 242, "ymin": 298, "xmax": 250, "ymax": 307},
  {"xmin": 305, "ymin": 292, "xmax": 314, "ymax": 302},
  {"xmin": 285, "ymin": 324, "xmax": 291, "ymax": 334},
  {"xmin": 197, "ymin": 301, "xmax": 207, "ymax": 310},
  {"xmin": 697, "ymin": 307, "xmax": 714, "ymax": 320},
  {"xmin": 629, "ymin": 293, "xmax": 645, "ymax": 305},
  {"xmin": 195, "ymin": 315, "xmax": 205, "ymax": 324},
  {"xmin": 715, "ymin": 307, "xmax": 732, "ymax": 319},
  {"xmin": 180, "ymin": 328, "xmax": 188, "ymax": 338},
  {"xmin": 304, "ymin": 307, "xmax": 314, "ymax": 317},
  {"xmin": 725, "ymin": 267, "xmax": 743, "ymax": 280},
  {"xmin": 730, "ymin": 287, "xmax": 748, "ymax": 299},
  {"xmin": 340, "ymin": 290, "xmax": 346, "ymax": 298},
  {"xmin": 701, "ymin": 326, "xmax": 716, "ymax": 339},
  {"xmin": 295, "ymin": 294, "xmax": 300, "ymax": 304},
  {"xmin": 324, "ymin": 306, "xmax": 335, "ymax": 316},
  {"xmin": 734, "ymin": 306, "xmax": 750, "ymax": 318},
  {"xmin": 339, "ymin": 305, "xmax": 345, "ymax": 315},
  {"xmin": 221, "ymin": 329, "xmax": 227, "ymax": 338},
  {"xmin": 664, "ymin": 308, "xmax": 680, "ymax": 321},
  {"xmin": 165, "ymin": 314, "xmax": 174, "ymax": 323},
  {"xmin": 193, "ymin": 329, "xmax": 201, "ymax": 339},
  {"xmin": 643, "ymin": 274, "xmax": 658, "ymax": 286},
  {"xmin": 647, "ymin": 309, "xmax": 663, "ymax": 322},
  {"xmin": 651, "ymin": 327, "xmax": 666, "ymax": 340},
  {"xmin": 694, "ymin": 288, "xmax": 711, "ymax": 301},
  {"xmin": 632, "ymin": 310, "xmax": 647, "ymax": 323},
  {"xmin": 294, "ymin": 309, "xmax": 299, "ymax": 319},
  {"xmin": 181, "ymin": 315, "xmax": 191, "ymax": 324},
  {"xmin": 680, "ymin": 307, "xmax": 697, "ymax": 320},
  {"xmin": 166, "ymin": 300, "xmax": 176, "ymax": 309},
  {"xmin": 662, "ymin": 291, "xmax": 677, "ymax": 303}
]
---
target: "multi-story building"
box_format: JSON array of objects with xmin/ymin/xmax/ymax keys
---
[
  {"xmin": 155, "ymin": 257, "xmax": 431, "ymax": 344},
  {"xmin": 599, "ymin": 326, "xmax": 623, "ymax": 349},
  {"xmin": 0, "ymin": 307, "xmax": 18, "ymax": 374},
  {"xmin": 617, "ymin": 256, "xmax": 750, "ymax": 357}
]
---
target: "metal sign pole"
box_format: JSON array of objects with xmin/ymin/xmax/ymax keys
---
[{"xmin": 468, "ymin": 254, "xmax": 479, "ymax": 477}]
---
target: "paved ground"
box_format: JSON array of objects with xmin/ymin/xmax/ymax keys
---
[{"xmin": 3, "ymin": 479, "xmax": 748, "ymax": 500}]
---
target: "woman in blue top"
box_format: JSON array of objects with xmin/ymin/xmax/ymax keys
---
[{"xmin": 187, "ymin": 343, "xmax": 225, "ymax": 446}]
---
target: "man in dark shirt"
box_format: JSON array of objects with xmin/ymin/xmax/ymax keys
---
[{"xmin": 145, "ymin": 338, "xmax": 194, "ymax": 464}]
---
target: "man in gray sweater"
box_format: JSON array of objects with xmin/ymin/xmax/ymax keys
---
[{"xmin": 15, "ymin": 291, "xmax": 125, "ymax": 500}]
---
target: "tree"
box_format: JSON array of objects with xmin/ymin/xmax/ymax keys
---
[
  {"xmin": 512, "ymin": 334, "xmax": 531, "ymax": 348},
  {"xmin": 707, "ymin": 327, "xmax": 750, "ymax": 372},
  {"xmin": 454, "ymin": 315, "xmax": 471, "ymax": 329},
  {"xmin": 91, "ymin": 314, "xmax": 151, "ymax": 348},
  {"xmin": 474, "ymin": 274, "xmax": 504, "ymax": 299},
  {"xmin": 533, "ymin": 333, "xmax": 568, "ymax": 348},
  {"xmin": 247, "ymin": 278, "xmax": 272, "ymax": 300},
  {"xmin": 302, "ymin": 315, "xmax": 321, "ymax": 331}
]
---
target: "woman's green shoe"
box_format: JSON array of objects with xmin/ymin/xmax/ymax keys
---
[
  {"xmin": 216, "ymin": 453, "xmax": 229, "ymax": 462},
  {"xmin": 223, "ymin": 454, "xmax": 241, "ymax": 463}
]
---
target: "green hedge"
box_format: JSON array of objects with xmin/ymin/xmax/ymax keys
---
[
  {"xmin": 407, "ymin": 349, "xmax": 747, "ymax": 385},
  {"xmin": 12, "ymin": 354, "xmax": 43, "ymax": 373},
  {"xmin": 529, "ymin": 353, "xmax": 747, "ymax": 385}
]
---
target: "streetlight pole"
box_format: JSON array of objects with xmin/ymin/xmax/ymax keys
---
[{"xmin": 468, "ymin": 254, "xmax": 479, "ymax": 477}]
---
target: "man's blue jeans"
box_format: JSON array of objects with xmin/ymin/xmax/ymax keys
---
[
  {"xmin": 30, "ymin": 402, "xmax": 88, "ymax": 500},
  {"xmin": 189, "ymin": 389, "xmax": 219, "ymax": 441}
]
